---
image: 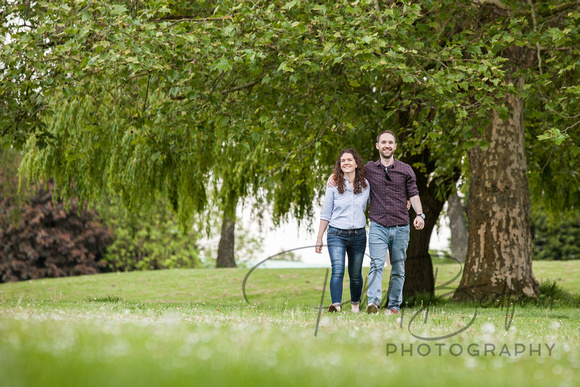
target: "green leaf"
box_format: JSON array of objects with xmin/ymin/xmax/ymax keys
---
[
  {"xmin": 283, "ymin": 1, "xmax": 298, "ymax": 10},
  {"xmin": 214, "ymin": 57, "xmax": 233, "ymax": 73},
  {"xmin": 277, "ymin": 61, "xmax": 294, "ymax": 73},
  {"xmin": 111, "ymin": 5, "xmax": 127, "ymax": 15}
]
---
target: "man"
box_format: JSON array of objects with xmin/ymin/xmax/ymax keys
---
[
  {"xmin": 327, "ymin": 130, "xmax": 425, "ymax": 314},
  {"xmin": 365, "ymin": 130, "xmax": 424, "ymax": 314}
]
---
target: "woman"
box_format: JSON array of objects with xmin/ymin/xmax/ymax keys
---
[{"xmin": 315, "ymin": 148, "xmax": 369, "ymax": 313}]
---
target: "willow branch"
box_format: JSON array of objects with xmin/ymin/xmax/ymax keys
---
[
  {"xmin": 374, "ymin": 0, "xmax": 384, "ymax": 24},
  {"xmin": 520, "ymin": 1, "xmax": 580, "ymax": 17},
  {"xmin": 526, "ymin": 0, "xmax": 542, "ymax": 75},
  {"xmin": 221, "ymin": 79, "xmax": 262, "ymax": 94},
  {"xmin": 154, "ymin": 16, "xmax": 231, "ymax": 22},
  {"xmin": 158, "ymin": 15, "xmax": 233, "ymax": 31}
]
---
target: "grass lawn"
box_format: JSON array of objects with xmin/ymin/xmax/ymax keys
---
[{"xmin": 1, "ymin": 260, "xmax": 579, "ymax": 386}]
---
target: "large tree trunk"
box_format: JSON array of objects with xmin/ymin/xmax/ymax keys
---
[
  {"xmin": 401, "ymin": 150, "xmax": 458, "ymax": 300},
  {"xmin": 403, "ymin": 214, "xmax": 437, "ymax": 298},
  {"xmin": 448, "ymin": 192, "xmax": 468, "ymax": 263},
  {"xmin": 393, "ymin": 107, "xmax": 459, "ymax": 300},
  {"xmin": 216, "ymin": 214, "xmax": 237, "ymax": 268},
  {"xmin": 453, "ymin": 76, "xmax": 539, "ymax": 302}
]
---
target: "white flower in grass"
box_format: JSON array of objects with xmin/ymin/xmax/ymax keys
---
[
  {"xmin": 319, "ymin": 316, "xmax": 330, "ymax": 327},
  {"xmin": 481, "ymin": 322, "xmax": 495, "ymax": 334}
]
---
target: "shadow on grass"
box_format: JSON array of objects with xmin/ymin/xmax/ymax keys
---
[
  {"xmin": 87, "ymin": 295, "xmax": 125, "ymax": 303},
  {"xmin": 403, "ymin": 292, "xmax": 448, "ymax": 308},
  {"xmin": 426, "ymin": 279, "xmax": 580, "ymax": 310},
  {"xmin": 538, "ymin": 279, "xmax": 580, "ymax": 307}
]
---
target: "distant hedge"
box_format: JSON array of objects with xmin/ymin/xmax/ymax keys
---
[{"xmin": 532, "ymin": 214, "xmax": 580, "ymax": 261}]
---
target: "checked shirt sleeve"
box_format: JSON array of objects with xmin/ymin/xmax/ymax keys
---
[{"xmin": 405, "ymin": 166, "xmax": 419, "ymax": 198}]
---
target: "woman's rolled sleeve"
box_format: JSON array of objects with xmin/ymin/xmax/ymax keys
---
[{"xmin": 320, "ymin": 186, "xmax": 335, "ymax": 222}]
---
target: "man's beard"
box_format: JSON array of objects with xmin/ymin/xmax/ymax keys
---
[{"xmin": 381, "ymin": 149, "xmax": 393, "ymax": 158}]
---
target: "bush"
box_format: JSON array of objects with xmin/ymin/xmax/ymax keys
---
[
  {"xmin": 0, "ymin": 149, "xmax": 113, "ymax": 282},
  {"xmin": 1, "ymin": 149, "xmax": 201, "ymax": 280},
  {"xmin": 96, "ymin": 197, "xmax": 201, "ymax": 271},
  {"xmin": 532, "ymin": 214, "xmax": 580, "ymax": 260}
]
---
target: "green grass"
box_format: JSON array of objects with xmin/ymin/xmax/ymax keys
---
[
  {"xmin": 2, "ymin": 259, "xmax": 578, "ymax": 306},
  {"xmin": 1, "ymin": 261, "xmax": 580, "ymax": 386}
]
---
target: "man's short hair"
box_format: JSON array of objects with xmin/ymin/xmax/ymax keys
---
[{"xmin": 376, "ymin": 130, "xmax": 397, "ymax": 144}]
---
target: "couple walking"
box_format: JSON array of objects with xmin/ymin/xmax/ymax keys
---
[{"xmin": 314, "ymin": 130, "xmax": 425, "ymax": 314}]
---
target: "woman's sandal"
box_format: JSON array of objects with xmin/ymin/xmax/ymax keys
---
[{"xmin": 328, "ymin": 303, "xmax": 342, "ymax": 312}]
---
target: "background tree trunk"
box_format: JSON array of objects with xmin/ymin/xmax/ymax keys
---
[
  {"xmin": 448, "ymin": 192, "xmax": 468, "ymax": 263},
  {"xmin": 453, "ymin": 75, "xmax": 539, "ymax": 302},
  {"xmin": 216, "ymin": 214, "xmax": 237, "ymax": 268}
]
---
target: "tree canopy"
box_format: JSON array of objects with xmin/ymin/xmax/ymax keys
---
[
  {"xmin": 3, "ymin": 0, "xmax": 512, "ymax": 221},
  {"xmin": 1, "ymin": 0, "xmax": 579, "ymax": 298}
]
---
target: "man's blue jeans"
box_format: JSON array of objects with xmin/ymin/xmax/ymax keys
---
[
  {"xmin": 326, "ymin": 226, "xmax": 366, "ymax": 305},
  {"xmin": 367, "ymin": 221, "xmax": 410, "ymax": 310}
]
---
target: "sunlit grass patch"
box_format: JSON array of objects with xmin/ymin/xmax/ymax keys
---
[
  {"xmin": 1, "ymin": 262, "xmax": 580, "ymax": 385},
  {"xmin": 1, "ymin": 302, "xmax": 579, "ymax": 386}
]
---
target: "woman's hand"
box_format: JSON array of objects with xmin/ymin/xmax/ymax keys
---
[
  {"xmin": 315, "ymin": 220, "xmax": 329, "ymax": 253},
  {"xmin": 315, "ymin": 239, "xmax": 323, "ymax": 253}
]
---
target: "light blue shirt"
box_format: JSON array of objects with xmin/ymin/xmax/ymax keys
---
[{"xmin": 320, "ymin": 178, "xmax": 369, "ymax": 229}]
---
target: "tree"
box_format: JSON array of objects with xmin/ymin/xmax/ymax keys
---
[
  {"xmin": 5, "ymin": 1, "xmax": 469, "ymax": 277},
  {"xmin": 0, "ymin": 150, "xmax": 112, "ymax": 283},
  {"xmin": 456, "ymin": 75, "xmax": 540, "ymax": 300},
  {"xmin": 2, "ymin": 1, "xmax": 578, "ymax": 300},
  {"xmin": 447, "ymin": 193, "xmax": 468, "ymax": 263},
  {"xmin": 216, "ymin": 213, "xmax": 237, "ymax": 268},
  {"xmin": 453, "ymin": 1, "xmax": 579, "ymax": 301}
]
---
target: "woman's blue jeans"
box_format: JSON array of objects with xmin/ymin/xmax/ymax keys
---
[{"xmin": 326, "ymin": 226, "xmax": 366, "ymax": 305}]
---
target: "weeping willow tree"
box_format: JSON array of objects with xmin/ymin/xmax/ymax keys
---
[{"xmin": 2, "ymin": 0, "xmax": 579, "ymax": 299}]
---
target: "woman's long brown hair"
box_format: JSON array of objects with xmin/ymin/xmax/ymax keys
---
[{"xmin": 332, "ymin": 148, "xmax": 367, "ymax": 195}]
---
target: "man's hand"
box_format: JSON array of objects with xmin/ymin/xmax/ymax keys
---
[
  {"xmin": 413, "ymin": 216, "xmax": 425, "ymax": 230},
  {"xmin": 407, "ymin": 200, "xmax": 411, "ymax": 210},
  {"xmin": 327, "ymin": 174, "xmax": 337, "ymax": 188},
  {"xmin": 409, "ymin": 196, "xmax": 423, "ymax": 230}
]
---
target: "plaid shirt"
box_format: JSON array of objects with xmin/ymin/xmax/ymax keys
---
[{"xmin": 365, "ymin": 159, "xmax": 419, "ymax": 227}]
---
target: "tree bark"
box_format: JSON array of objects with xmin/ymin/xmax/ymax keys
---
[
  {"xmin": 401, "ymin": 150, "xmax": 458, "ymax": 300},
  {"xmin": 216, "ymin": 214, "xmax": 237, "ymax": 268},
  {"xmin": 453, "ymin": 76, "xmax": 539, "ymax": 302},
  {"xmin": 448, "ymin": 192, "xmax": 468, "ymax": 263},
  {"xmin": 403, "ymin": 216, "xmax": 436, "ymax": 299}
]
